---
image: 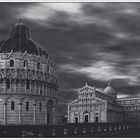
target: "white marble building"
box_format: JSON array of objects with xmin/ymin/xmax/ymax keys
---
[
  {"xmin": 67, "ymin": 83, "xmax": 125, "ymax": 123},
  {"xmin": 0, "ymin": 20, "xmax": 58, "ymax": 125}
]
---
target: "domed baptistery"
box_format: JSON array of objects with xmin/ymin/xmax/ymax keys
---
[{"xmin": 0, "ymin": 20, "xmax": 58, "ymax": 125}]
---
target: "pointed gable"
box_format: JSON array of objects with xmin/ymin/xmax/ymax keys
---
[{"xmin": 79, "ymin": 83, "xmax": 95, "ymax": 93}]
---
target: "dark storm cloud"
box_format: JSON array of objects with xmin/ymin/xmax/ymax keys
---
[
  {"xmin": 1, "ymin": 3, "xmax": 140, "ymax": 115},
  {"xmin": 0, "ymin": 3, "xmax": 34, "ymax": 36}
]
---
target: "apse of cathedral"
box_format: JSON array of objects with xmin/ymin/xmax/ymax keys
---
[
  {"xmin": 68, "ymin": 83, "xmax": 140, "ymax": 123},
  {"xmin": 0, "ymin": 20, "xmax": 58, "ymax": 125}
]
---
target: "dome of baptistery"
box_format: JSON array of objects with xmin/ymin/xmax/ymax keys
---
[
  {"xmin": 104, "ymin": 83, "xmax": 117, "ymax": 98},
  {"xmin": 0, "ymin": 20, "xmax": 58, "ymax": 125},
  {"xmin": 0, "ymin": 21, "xmax": 48, "ymax": 58}
]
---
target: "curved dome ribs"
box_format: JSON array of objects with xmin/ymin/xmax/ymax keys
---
[
  {"xmin": 0, "ymin": 37, "xmax": 12, "ymax": 53},
  {"xmin": 31, "ymin": 40, "xmax": 49, "ymax": 59},
  {"xmin": 0, "ymin": 20, "xmax": 48, "ymax": 58}
]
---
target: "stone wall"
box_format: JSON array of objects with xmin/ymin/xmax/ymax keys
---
[
  {"xmin": 0, "ymin": 94, "xmax": 57, "ymax": 125},
  {"xmin": 69, "ymin": 109, "xmax": 107, "ymax": 123},
  {"xmin": 0, "ymin": 51, "xmax": 58, "ymax": 125}
]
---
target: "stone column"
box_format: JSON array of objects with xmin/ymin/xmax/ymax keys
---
[
  {"xmin": 20, "ymin": 79, "xmax": 22, "ymax": 94},
  {"xmin": 46, "ymin": 83, "xmax": 48, "ymax": 96},
  {"xmin": 51, "ymin": 86, "xmax": 53, "ymax": 97},
  {"xmin": 43, "ymin": 82, "xmax": 45, "ymax": 95},
  {"xmin": 19, "ymin": 102, "xmax": 22, "ymax": 123},
  {"xmin": 50, "ymin": 84, "xmax": 52, "ymax": 97},
  {"xmin": 45, "ymin": 104, "xmax": 47, "ymax": 124},
  {"xmin": 52, "ymin": 106, "xmax": 56, "ymax": 124},
  {"xmin": 39, "ymin": 82, "xmax": 40, "ymax": 95},
  {"xmin": 33, "ymin": 81, "xmax": 35, "ymax": 94},
  {"xmin": 14, "ymin": 79, "xmax": 16, "ymax": 93},
  {"xmin": 10, "ymin": 79, "xmax": 12, "ymax": 93},
  {"xmin": 36, "ymin": 81, "xmax": 38, "ymax": 95},
  {"xmin": 45, "ymin": 83, "xmax": 46, "ymax": 96},
  {"xmin": 3, "ymin": 102, "xmax": 7, "ymax": 124},
  {"xmin": 30, "ymin": 79, "xmax": 31, "ymax": 94},
  {"xmin": 80, "ymin": 111, "xmax": 84, "ymax": 123},
  {"xmin": 67, "ymin": 105, "xmax": 70, "ymax": 123},
  {"xmin": 99, "ymin": 110, "xmax": 101, "ymax": 122},
  {"xmin": 4, "ymin": 79, "xmax": 6, "ymax": 94},
  {"xmin": 49, "ymin": 83, "xmax": 51, "ymax": 96},
  {"xmin": 55, "ymin": 87, "xmax": 58, "ymax": 98},
  {"xmin": 44, "ymin": 82, "xmax": 46, "ymax": 96},
  {"xmin": 52, "ymin": 87, "xmax": 54, "ymax": 97},
  {"xmin": 25, "ymin": 79, "xmax": 27, "ymax": 94},
  {"xmin": 54, "ymin": 88, "xmax": 56, "ymax": 98},
  {"xmin": 34, "ymin": 81, "xmax": 36, "ymax": 95},
  {"xmin": 48, "ymin": 83, "xmax": 50, "ymax": 96},
  {"xmin": 33, "ymin": 103, "xmax": 36, "ymax": 124}
]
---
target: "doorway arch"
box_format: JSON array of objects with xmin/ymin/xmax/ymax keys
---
[
  {"xmin": 95, "ymin": 112, "xmax": 100, "ymax": 123},
  {"xmin": 83, "ymin": 111, "xmax": 89, "ymax": 123},
  {"xmin": 47, "ymin": 100, "xmax": 54, "ymax": 124}
]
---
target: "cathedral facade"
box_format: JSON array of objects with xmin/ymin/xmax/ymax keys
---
[
  {"xmin": 67, "ymin": 83, "xmax": 140, "ymax": 123},
  {"xmin": 0, "ymin": 21, "xmax": 58, "ymax": 125}
]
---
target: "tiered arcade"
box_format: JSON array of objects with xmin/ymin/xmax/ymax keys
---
[
  {"xmin": 68, "ymin": 83, "xmax": 124, "ymax": 123},
  {"xmin": 0, "ymin": 21, "xmax": 58, "ymax": 125}
]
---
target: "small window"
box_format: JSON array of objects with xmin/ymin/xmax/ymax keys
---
[
  {"xmin": 26, "ymin": 79, "xmax": 30, "ymax": 89},
  {"xmin": 39, "ymin": 102, "xmax": 42, "ymax": 112},
  {"xmin": 47, "ymin": 65, "xmax": 49, "ymax": 72},
  {"xmin": 24, "ymin": 60, "xmax": 28, "ymax": 67},
  {"xmin": 26, "ymin": 102, "xmax": 29, "ymax": 111},
  {"xmin": 37, "ymin": 62, "xmax": 40, "ymax": 69},
  {"xmin": 11, "ymin": 101, "xmax": 14, "ymax": 110},
  {"xmin": 6, "ymin": 79, "xmax": 10, "ymax": 89},
  {"xmin": 40, "ymin": 90, "xmax": 42, "ymax": 95},
  {"xmin": 10, "ymin": 59, "xmax": 14, "ymax": 67}
]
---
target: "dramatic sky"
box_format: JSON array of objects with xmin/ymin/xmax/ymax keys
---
[{"xmin": 1, "ymin": 2, "xmax": 140, "ymax": 115}]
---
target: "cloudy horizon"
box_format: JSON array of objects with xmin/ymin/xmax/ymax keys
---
[{"xmin": 0, "ymin": 2, "xmax": 140, "ymax": 115}]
